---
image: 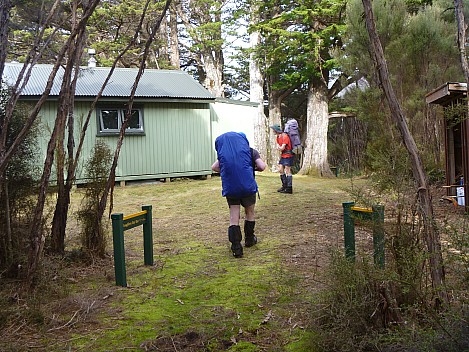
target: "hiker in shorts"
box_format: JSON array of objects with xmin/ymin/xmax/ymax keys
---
[
  {"xmin": 270, "ymin": 124, "xmax": 294, "ymax": 194},
  {"xmin": 212, "ymin": 132, "xmax": 266, "ymax": 258}
]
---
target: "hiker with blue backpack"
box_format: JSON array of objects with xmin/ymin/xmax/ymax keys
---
[
  {"xmin": 212, "ymin": 132, "xmax": 266, "ymax": 258},
  {"xmin": 270, "ymin": 121, "xmax": 296, "ymax": 194}
]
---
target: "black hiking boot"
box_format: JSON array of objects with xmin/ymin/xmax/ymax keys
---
[
  {"xmin": 244, "ymin": 220, "xmax": 257, "ymax": 247},
  {"xmin": 280, "ymin": 175, "xmax": 293, "ymax": 194},
  {"xmin": 228, "ymin": 225, "xmax": 243, "ymax": 258},
  {"xmin": 277, "ymin": 174, "xmax": 287, "ymax": 192}
]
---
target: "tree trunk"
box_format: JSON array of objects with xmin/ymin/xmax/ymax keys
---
[
  {"xmin": 169, "ymin": 2, "xmax": 180, "ymax": 68},
  {"xmin": 158, "ymin": 11, "xmax": 169, "ymax": 66},
  {"xmin": 26, "ymin": 0, "xmax": 102, "ymax": 284},
  {"xmin": 0, "ymin": 0, "xmax": 12, "ymax": 83},
  {"xmin": 97, "ymin": 0, "xmax": 172, "ymax": 228},
  {"xmin": 175, "ymin": 0, "xmax": 224, "ymax": 97},
  {"xmin": 454, "ymin": 0, "xmax": 469, "ymax": 83},
  {"xmin": 50, "ymin": 26, "xmax": 85, "ymax": 254},
  {"xmin": 362, "ymin": 0, "xmax": 447, "ymax": 305},
  {"xmin": 249, "ymin": 24, "xmax": 268, "ymax": 160},
  {"xmin": 203, "ymin": 54, "xmax": 224, "ymax": 97},
  {"xmin": 267, "ymin": 81, "xmax": 282, "ymax": 170},
  {"xmin": 299, "ymin": 76, "xmax": 332, "ymax": 176},
  {"xmin": 454, "ymin": 0, "xmax": 469, "ymax": 213}
]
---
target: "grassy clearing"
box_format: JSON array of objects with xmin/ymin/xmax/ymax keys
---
[{"xmin": 2, "ymin": 173, "xmax": 369, "ymax": 351}]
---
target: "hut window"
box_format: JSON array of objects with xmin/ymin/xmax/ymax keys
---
[{"xmin": 98, "ymin": 108, "xmax": 144, "ymax": 135}]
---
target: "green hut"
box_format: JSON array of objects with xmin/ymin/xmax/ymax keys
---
[{"xmin": 3, "ymin": 63, "xmax": 256, "ymax": 185}]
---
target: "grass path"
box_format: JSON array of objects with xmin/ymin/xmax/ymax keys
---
[{"xmin": 3, "ymin": 173, "xmax": 367, "ymax": 351}]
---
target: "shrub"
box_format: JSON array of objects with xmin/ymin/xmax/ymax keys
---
[{"xmin": 76, "ymin": 140, "xmax": 113, "ymax": 260}]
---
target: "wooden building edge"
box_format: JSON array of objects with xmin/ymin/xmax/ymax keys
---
[{"xmin": 426, "ymin": 82, "xmax": 468, "ymax": 209}]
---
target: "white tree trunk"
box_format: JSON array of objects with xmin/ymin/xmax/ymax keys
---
[
  {"xmin": 300, "ymin": 78, "xmax": 332, "ymax": 176},
  {"xmin": 169, "ymin": 4, "xmax": 180, "ymax": 68},
  {"xmin": 268, "ymin": 95, "xmax": 282, "ymax": 170},
  {"xmin": 249, "ymin": 29, "xmax": 268, "ymax": 160},
  {"xmin": 203, "ymin": 55, "xmax": 224, "ymax": 97}
]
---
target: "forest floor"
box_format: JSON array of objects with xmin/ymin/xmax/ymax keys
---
[{"xmin": 0, "ymin": 172, "xmax": 466, "ymax": 351}]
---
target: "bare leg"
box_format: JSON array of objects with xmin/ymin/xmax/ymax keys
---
[
  {"xmin": 279, "ymin": 164, "xmax": 285, "ymax": 175},
  {"xmin": 229, "ymin": 204, "xmax": 241, "ymax": 226},
  {"xmin": 244, "ymin": 204, "xmax": 255, "ymax": 222}
]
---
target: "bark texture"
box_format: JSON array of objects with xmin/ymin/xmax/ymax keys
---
[
  {"xmin": 249, "ymin": 27, "xmax": 268, "ymax": 160},
  {"xmin": 299, "ymin": 76, "xmax": 332, "ymax": 176}
]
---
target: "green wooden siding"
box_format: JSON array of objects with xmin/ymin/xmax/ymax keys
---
[{"xmin": 37, "ymin": 101, "xmax": 213, "ymax": 183}]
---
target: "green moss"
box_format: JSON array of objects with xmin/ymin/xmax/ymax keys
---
[
  {"xmin": 229, "ymin": 341, "xmax": 258, "ymax": 351},
  {"xmin": 72, "ymin": 237, "xmax": 285, "ymax": 350},
  {"xmin": 285, "ymin": 331, "xmax": 321, "ymax": 352}
]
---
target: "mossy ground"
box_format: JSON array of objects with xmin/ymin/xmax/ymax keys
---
[{"xmin": 5, "ymin": 172, "xmax": 460, "ymax": 351}]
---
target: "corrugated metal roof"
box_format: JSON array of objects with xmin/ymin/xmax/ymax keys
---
[{"xmin": 2, "ymin": 63, "xmax": 214, "ymax": 100}]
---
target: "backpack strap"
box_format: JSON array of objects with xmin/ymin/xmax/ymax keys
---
[{"xmin": 251, "ymin": 148, "xmax": 261, "ymax": 199}]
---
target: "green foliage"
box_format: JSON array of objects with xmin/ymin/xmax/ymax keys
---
[
  {"xmin": 76, "ymin": 141, "xmax": 113, "ymax": 259},
  {"xmin": 310, "ymin": 253, "xmax": 388, "ymax": 351},
  {"xmin": 253, "ymin": 0, "xmax": 346, "ymax": 91},
  {"xmin": 0, "ymin": 87, "xmax": 40, "ymax": 276},
  {"xmin": 444, "ymin": 100, "xmax": 468, "ymax": 128},
  {"xmin": 88, "ymin": 0, "xmax": 169, "ymax": 68},
  {"xmin": 312, "ymin": 246, "xmax": 469, "ymax": 351},
  {"xmin": 334, "ymin": 0, "xmax": 460, "ymax": 179}
]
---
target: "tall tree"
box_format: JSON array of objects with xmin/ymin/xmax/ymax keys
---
[
  {"xmin": 249, "ymin": 1, "xmax": 268, "ymax": 160},
  {"xmin": 51, "ymin": 0, "xmax": 159, "ymax": 256},
  {"xmin": 175, "ymin": 0, "xmax": 225, "ymax": 96},
  {"xmin": 341, "ymin": 0, "xmax": 461, "ymax": 172},
  {"xmin": 454, "ymin": 0, "xmax": 469, "ymax": 222},
  {"xmin": 169, "ymin": 2, "xmax": 180, "ymax": 68},
  {"xmin": 255, "ymin": 0, "xmax": 346, "ymax": 174},
  {"xmin": 96, "ymin": 0, "xmax": 172, "ymax": 240},
  {"xmin": 87, "ymin": 0, "xmax": 171, "ymax": 68},
  {"xmin": 27, "ymin": 0, "xmax": 103, "ymax": 284},
  {"xmin": 362, "ymin": 0, "xmax": 447, "ymax": 305},
  {"xmin": 0, "ymin": 0, "xmax": 13, "ymax": 81}
]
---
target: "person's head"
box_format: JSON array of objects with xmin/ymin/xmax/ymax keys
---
[{"xmin": 270, "ymin": 124, "xmax": 282, "ymax": 134}]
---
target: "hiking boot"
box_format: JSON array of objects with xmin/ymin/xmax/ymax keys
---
[
  {"xmin": 280, "ymin": 175, "xmax": 293, "ymax": 194},
  {"xmin": 244, "ymin": 220, "xmax": 257, "ymax": 247},
  {"xmin": 228, "ymin": 225, "xmax": 243, "ymax": 258},
  {"xmin": 277, "ymin": 174, "xmax": 287, "ymax": 192}
]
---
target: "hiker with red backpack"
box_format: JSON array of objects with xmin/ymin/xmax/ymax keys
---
[
  {"xmin": 270, "ymin": 123, "xmax": 295, "ymax": 194},
  {"xmin": 212, "ymin": 132, "xmax": 266, "ymax": 258}
]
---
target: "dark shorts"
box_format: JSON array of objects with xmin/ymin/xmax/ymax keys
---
[
  {"xmin": 279, "ymin": 156, "xmax": 294, "ymax": 167},
  {"xmin": 226, "ymin": 193, "xmax": 257, "ymax": 207}
]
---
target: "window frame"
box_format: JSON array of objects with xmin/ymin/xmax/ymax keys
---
[{"xmin": 97, "ymin": 106, "xmax": 145, "ymax": 136}]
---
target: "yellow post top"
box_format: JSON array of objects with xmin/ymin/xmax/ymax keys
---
[
  {"xmin": 351, "ymin": 206, "xmax": 373, "ymax": 213},
  {"xmin": 123, "ymin": 210, "xmax": 147, "ymax": 221}
]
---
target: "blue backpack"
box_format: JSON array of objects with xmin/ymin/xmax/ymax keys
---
[{"xmin": 215, "ymin": 132, "xmax": 258, "ymax": 198}]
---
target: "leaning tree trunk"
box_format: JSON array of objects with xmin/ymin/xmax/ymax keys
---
[
  {"xmin": 299, "ymin": 76, "xmax": 333, "ymax": 176},
  {"xmin": 362, "ymin": 0, "xmax": 447, "ymax": 305},
  {"xmin": 26, "ymin": 0, "xmax": 102, "ymax": 285},
  {"xmin": 97, "ymin": 0, "xmax": 172, "ymax": 227}
]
